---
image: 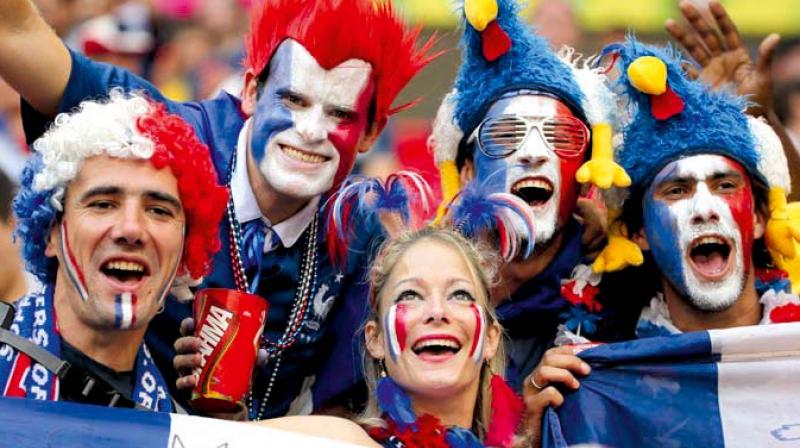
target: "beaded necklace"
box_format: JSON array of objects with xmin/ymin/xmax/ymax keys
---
[{"xmin": 224, "ymin": 146, "xmax": 319, "ymax": 420}]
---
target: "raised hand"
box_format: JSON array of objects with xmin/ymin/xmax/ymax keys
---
[{"xmin": 665, "ymin": 0, "xmax": 780, "ymax": 116}]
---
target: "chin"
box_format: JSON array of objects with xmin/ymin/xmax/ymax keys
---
[{"xmin": 260, "ymin": 160, "xmax": 335, "ymax": 199}]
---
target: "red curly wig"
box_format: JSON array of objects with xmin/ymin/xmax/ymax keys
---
[
  {"xmin": 244, "ymin": 0, "xmax": 438, "ymax": 128},
  {"xmin": 136, "ymin": 103, "xmax": 228, "ymax": 280}
]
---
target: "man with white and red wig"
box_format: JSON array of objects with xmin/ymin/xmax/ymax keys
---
[
  {"xmin": 0, "ymin": 0, "xmax": 436, "ymax": 418},
  {"xmin": 0, "ymin": 90, "xmax": 227, "ymax": 411}
]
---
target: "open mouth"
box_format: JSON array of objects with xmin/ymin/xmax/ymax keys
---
[
  {"xmin": 100, "ymin": 259, "xmax": 150, "ymax": 286},
  {"xmin": 511, "ymin": 177, "xmax": 554, "ymax": 207},
  {"xmin": 688, "ymin": 235, "xmax": 732, "ymax": 280},
  {"xmin": 411, "ymin": 336, "xmax": 462, "ymax": 359},
  {"xmin": 280, "ymin": 144, "xmax": 331, "ymax": 164}
]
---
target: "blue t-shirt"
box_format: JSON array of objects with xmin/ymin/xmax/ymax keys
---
[{"xmin": 21, "ymin": 49, "xmax": 382, "ymax": 418}]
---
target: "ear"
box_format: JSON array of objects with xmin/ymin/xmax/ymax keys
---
[
  {"xmin": 240, "ymin": 68, "xmax": 260, "ymax": 118},
  {"xmin": 631, "ymin": 226, "xmax": 650, "ymax": 251},
  {"xmin": 754, "ymin": 209, "xmax": 766, "ymax": 240},
  {"xmin": 357, "ymin": 120, "xmax": 383, "ymax": 154},
  {"xmin": 364, "ymin": 320, "xmax": 386, "ymax": 360},
  {"xmin": 460, "ymin": 159, "xmax": 475, "ymax": 184},
  {"xmin": 45, "ymin": 222, "xmax": 59, "ymax": 258},
  {"xmin": 483, "ymin": 321, "xmax": 502, "ymax": 361}
]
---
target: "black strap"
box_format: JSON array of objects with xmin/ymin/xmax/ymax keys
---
[{"xmin": 0, "ymin": 302, "xmax": 145, "ymax": 410}]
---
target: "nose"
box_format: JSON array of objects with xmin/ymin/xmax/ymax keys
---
[
  {"xmin": 295, "ymin": 107, "xmax": 327, "ymax": 144},
  {"xmin": 423, "ymin": 294, "xmax": 450, "ymax": 324},
  {"xmin": 514, "ymin": 130, "xmax": 550, "ymax": 168},
  {"xmin": 689, "ymin": 184, "xmax": 720, "ymax": 225},
  {"xmin": 109, "ymin": 202, "xmax": 147, "ymax": 247}
]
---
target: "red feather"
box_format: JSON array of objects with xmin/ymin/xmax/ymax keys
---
[
  {"xmin": 651, "ymin": 84, "xmax": 685, "ymax": 120},
  {"xmin": 481, "ymin": 21, "xmax": 511, "ymax": 62},
  {"xmin": 486, "ymin": 374, "xmax": 524, "ymax": 448},
  {"xmin": 770, "ymin": 303, "xmax": 800, "ymax": 323}
]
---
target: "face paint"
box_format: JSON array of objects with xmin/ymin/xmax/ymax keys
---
[
  {"xmin": 384, "ymin": 303, "xmax": 408, "ymax": 362},
  {"xmin": 468, "ymin": 303, "xmax": 485, "ymax": 363},
  {"xmin": 114, "ymin": 292, "xmax": 137, "ymax": 330},
  {"xmin": 249, "ymin": 39, "xmax": 374, "ymax": 199},
  {"xmin": 643, "ymin": 155, "xmax": 754, "ymax": 311},
  {"xmin": 59, "ymin": 220, "xmax": 90, "ymax": 302},
  {"xmin": 473, "ymin": 93, "xmax": 584, "ymax": 245}
]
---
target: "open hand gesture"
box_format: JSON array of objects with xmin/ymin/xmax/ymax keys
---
[{"xmin": 665, "ymin": 0, "xmax": 780, "ymax": 116}]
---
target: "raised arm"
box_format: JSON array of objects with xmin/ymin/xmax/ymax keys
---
[
  {"xmin": 0, "ymin": 0, "xmax": 71, "ymax": 116},
  {"xmin": 666, "ymin": 0, "xmax": 800, "ymax": 200}
]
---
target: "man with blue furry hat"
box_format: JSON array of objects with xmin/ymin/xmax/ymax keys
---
[
  {"xmin": 523, "ymin": 34, "xmax": 800, "ymax": 444},
  {"xmin": 429, "ymin": 0, "xmax": 631, "ymax": 391}
]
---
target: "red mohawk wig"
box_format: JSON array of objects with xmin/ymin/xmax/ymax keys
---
[{"xmin": 244, "ymin": 0, "xmax": 438, "ymax": 128}]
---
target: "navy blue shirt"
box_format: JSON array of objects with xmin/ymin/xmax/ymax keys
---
[{"xmin": 22, "ymin": 50, "xmax": 382, "ymax": 418}]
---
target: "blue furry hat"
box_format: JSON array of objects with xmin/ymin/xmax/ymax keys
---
[
  {"xmin": 608, "ymin": 37, "xmax": 760, "ymax": 190},
  {"xmin": 453, "ymin": 0, "xmax": 586, "ymax": 139},
  {"xmin": 13, "ymin": 156, "xmax": 59, "ymax": 283}
]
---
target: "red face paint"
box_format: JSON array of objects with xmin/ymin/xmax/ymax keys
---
[
  {"xmin": 393, "ymin": 302, "xmax": 409, "ymax": 354},
  {"xmin": 722, "ymin": 159, "xmax": 755, "ymax": 274},
  {"xmin": 328, "ymin": 78, "xmax": 376, "ymax": 187},
  {"xmin": 468, "ymin": 303, "xmax": 485, "ymax": 362},
  {"xmin": 552, "ymin": 101, "xmax": 583, "ymax": 225}
]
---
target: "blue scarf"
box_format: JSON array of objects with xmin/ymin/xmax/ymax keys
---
[{"xmin": 0, "ymin": 285, "xmax": 172, "ymax": 411}]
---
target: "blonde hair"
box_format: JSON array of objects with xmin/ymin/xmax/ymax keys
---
[{"xmin": 360, "ymin": 227, "xmax": 506, "ymax": 440}]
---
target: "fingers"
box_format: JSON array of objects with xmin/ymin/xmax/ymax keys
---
[
  {"xmin": 679, "ymin": 0, "xmax": 723, "ymax": 57},
  {"xmin": 757, "ymin": 33, "xmax": 781, "ymax": 77},
  {"xmin": 180, "ymin": 317, "xmax": 196, "ymax": 337},
  {"xmin": 536, "ymin": 365, "xmax": 581, "ymax": 390},
  {"xmin": 665, "ymin": 17, "xmax": 711, "ymax": 67},
  {"xmin": 173, "ymin": 335, "xmax": 202, "ymax": 390},
  {"xmin": 709, "ymin": 0, "xmax": 743, "ymax": 50}
]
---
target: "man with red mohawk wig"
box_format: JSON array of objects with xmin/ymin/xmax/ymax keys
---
[{"xmin": 0, "ymin": 0, "xmax": 436, "ymax": 419}]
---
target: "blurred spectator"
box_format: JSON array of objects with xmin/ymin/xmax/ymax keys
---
[
  {"xmin": 0, "ymin": 169, "xmax": 31, "ymax": 303},
  {"xmin": 69, "ymin": 11, "xmax": 155, "ymax": 75},
  {"xmin": 529, "ymin": 0, "xmax": 581, "ymax": 49},
  {"xmin": 774, "ymin": 38, "xmax": 800, "ymax": 149}
]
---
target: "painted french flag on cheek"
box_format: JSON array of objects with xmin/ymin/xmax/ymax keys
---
[
  {"xmin": 60, "ymin": 221, "xmax": 89, "ymax": 302},
  {"xmin": 469, "ymin": 304, "xmax": 486, "ymax": 364},
  {"xmin": 384, "ymin": 304, "xmax": 406, "ymax": 362},
  {"xmin": 114, "ymin": 292, "xmax": 137, "ymax": 330}
]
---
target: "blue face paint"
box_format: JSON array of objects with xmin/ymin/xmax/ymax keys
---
[
  {"xmin": 643, "ymin": 184, "xmax": 689, "ymax": 296},
  {"xmin": 249, "ymin": 43, "xmax": 297, "ymax": 164}
]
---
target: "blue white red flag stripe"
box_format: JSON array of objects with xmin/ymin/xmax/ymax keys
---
[
  {"xmin": 542, "ymin": 322, "xmax": 800, "ymax": 447},
  {"xmin": 0, "ymin": 397, "xmax": 362, "ymax": 447}
]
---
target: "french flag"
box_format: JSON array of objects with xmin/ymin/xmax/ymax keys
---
[
  {"xmin": 543, "ymin": 322, "xmax": 800, "ymax": 447},
  {"xmin": 0, "ymin": 397, "xmax": 362, "ymax": 447}
]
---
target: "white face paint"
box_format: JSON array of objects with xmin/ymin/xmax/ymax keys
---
[
  {"xmin": 473, "ymin": 95, "xmax": 583, "ymax": 245},
  {"xmin": 644, "ymin": 155, "xmax": 755, "ymax": 312},
  {"xmin": 250, "ymin": 39, "xmax": 374, "ymax": 199}
]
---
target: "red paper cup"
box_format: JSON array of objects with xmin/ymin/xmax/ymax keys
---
[{"xmin": 190, "ymin": 288, "xmax": 268, "ymax": 414}]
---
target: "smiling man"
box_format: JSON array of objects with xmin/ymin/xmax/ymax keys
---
[
  {"xmin": 0, "ymin": 0, "xmax": 436, "ymax": 419},
  {"xmin": 0, "ymin": 91, "xmax": 227, "ymax": 410}
]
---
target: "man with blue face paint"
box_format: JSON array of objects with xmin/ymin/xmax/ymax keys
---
[
  {"xmin": 429, "ymin": 0, "xmax": 629, "ymax": 392},
  {"xmin": 0, "ymin": 0, "xmax": 436, "ymax": 419}
]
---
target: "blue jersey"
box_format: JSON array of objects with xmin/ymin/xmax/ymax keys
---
[{"xmin": 21, "ymin": 50, "xmax": 382, "ymax": 418}]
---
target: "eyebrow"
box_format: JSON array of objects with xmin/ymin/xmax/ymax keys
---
[
  {"xmin": 392, "ymin": 276, "xmax": 474, "ymax": 290},
  {"xmin": 656, "ymin": 168, "xmax": 741, "ymax": 186},
  {"xmin": 79, "ymin": 186, "xmax": 182, "ymax": 211}
]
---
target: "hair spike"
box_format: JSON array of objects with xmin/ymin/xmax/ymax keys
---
[{"xmin": 244, "ymin": 0, "xmax": 439, "ymax": 127}]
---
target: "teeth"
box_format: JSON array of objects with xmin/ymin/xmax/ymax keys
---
[
  {"xmin": 694, "ymin": 236, "xmax": 725, "ymax": 247},
  {"xmin": 281, "ymin": 145, "xmax": 327, "ymax": 164},
  {"xmin": 513, "ymin": 178, "xmax": 553, "ymax": 192},
  {"xmin": 105, "ymin": 260, "xmax": 145, "ymax": 273},
  {"xmin": 413, "ymin": 338, "xmax": 461, "ymax": 351}
]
